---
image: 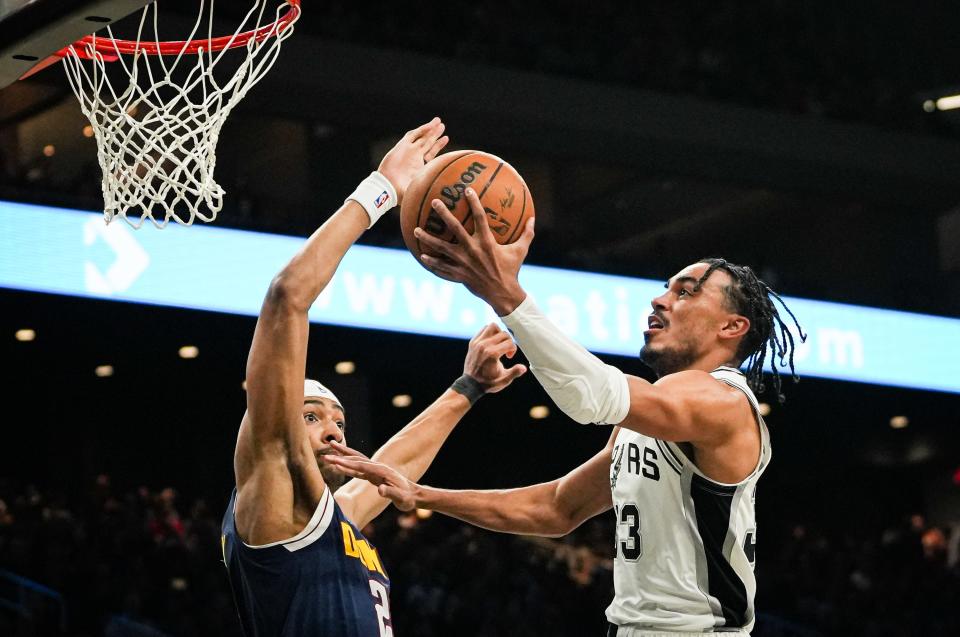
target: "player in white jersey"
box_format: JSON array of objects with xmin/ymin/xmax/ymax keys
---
[
  {"xmin": 606, "ymin": 365, "xmax": 772, "ymax": 632},
  {"xmin": 326, "ymin": 191, "xmax": 805, "ymax": 635}
]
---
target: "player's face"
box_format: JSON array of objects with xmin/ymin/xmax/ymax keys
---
[
  {"xmin": 303, "ymin": 398, "xmax": 348, "ymax": 490},
  {"xmin": 640, "ymin": 262, "xmax": 736, "ymax": 376}
]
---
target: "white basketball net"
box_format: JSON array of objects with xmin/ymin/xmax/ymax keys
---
[{"xmin": 61, "ymin": 1, "xmax": 299, "ymax": 228}]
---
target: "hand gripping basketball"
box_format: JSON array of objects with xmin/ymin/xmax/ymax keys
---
[{"xmin": 415, "ymin": 188, "xmax": 536, "ymax": 316}]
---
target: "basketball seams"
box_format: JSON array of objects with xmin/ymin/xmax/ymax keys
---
[
  {"xmin": 466, "ymin": 161, "xmax": 504, "ymax": 236},
  {"xmin": 503, "ymin": 182, "xmax": 529, "ymax": 244},
  {"xmin": 477, "ymin": 162, "xmax": 504, "ymax": 201}
]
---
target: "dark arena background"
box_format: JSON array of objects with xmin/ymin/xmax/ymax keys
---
[{"xmin": 2, "ymin": 1, "xmax": 960, "ymax": 636}]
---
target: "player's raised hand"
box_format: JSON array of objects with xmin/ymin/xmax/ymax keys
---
[
  {"xmin": 324, "ymin": 441, "xmax": 419, "ymax": 512},
  {"xmin": 463, "ymin": 323, "xmax": 527, "ymax": 393},
  {"xmin": 414, "ymin": 188, "xmax": 535, "ymax": 316},
  {"xmin": 377, "ymin": 117, "xmax": 449, "ymax": 203}
]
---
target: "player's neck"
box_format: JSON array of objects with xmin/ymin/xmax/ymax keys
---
[{"xmin": 671, "ymin": 351, "xmax": 739, "ymax": 377}]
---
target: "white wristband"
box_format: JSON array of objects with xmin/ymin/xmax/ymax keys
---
[{"xmin": 346, "ymin": 171, "xmax": 398, "ymax": 228}]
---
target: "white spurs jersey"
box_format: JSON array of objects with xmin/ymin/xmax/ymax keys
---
[{"xmin": 606, "ymin": 367, "xmax": 771, "ymax": 635}]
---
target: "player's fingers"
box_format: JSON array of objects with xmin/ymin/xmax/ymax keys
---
[
  {"xmin": 486, "ymin": 364, "xmax": 526, "ymax": 393},
  {"xmin": 428, "ymin": 199, "xmax": 473, "ymax": 245},
  {"xmin": 424, "ymin": 136, "xmax": 449, "ymax": 163},
  {"xmin": 323, "ymin": 458, "xmax": 373, "ymax": 481},
  {"xmin": 333, "ymin": 465, "xmax": 368, "ymax": 481},
  {"xmin": 331, "ymin": 458, "xmax": 393, "ymax": 484},
  {"xmin": 483, "ymin": 329, "xmax": 512, "ymax": 348},
  {"xmin": 487, "ymin": 339, "xmax": 518, "ymax": 359},
  {"xmin": 382, "ymin": 486, "xmax": 414, "ymax": 511},
  {"xmin": 480, "ymin": 329, "xmax": 513, "ymax": 348},
  {"xmin": 421, "ymin": 255, "xmax": 465, "ymax": 283},
  {"xmin": 469, "ymin": 324, "xmax": 497, "ymax": 350},
  {"xmin": 475, "ymin": 322, "xmax": 499, "ymax": 340},
  {"xmin": 416, "ymin": 121, "xmax": 445, "ymax": 147},
  {"xmin": 322, "ymin": 455, "xmax": 359, "ymax": 470},
  {"xmin": 378, "ymin": 484, "xmax": 407, "ymax": 504},
  {"xmin": 324, "ymin": 455, "xmax": 370, "ymax": 472},
  {"xmin": 506, "ymin": 363, "xmax": 528, "ymax": 380},
  {"xmin": 405, "ymin": 116, "xmax": 441, "ymax": 141},
  {"xmin": 517, "ymin": 217, "xmax": 536, "ymax": 251},
  {"xmin": 413, "ymin": 228, "xmax": 460, "ymax": 262},
  {"xmin": 420, "ymin": 255, "xmax": 466, "ymax": 283},
  {"xmin": 328, "ymin": 440, "xmax": 369, "ymax": 460},
  {"xmin": 464, "ymin": 188, "xmax": 494, "ymax": 244}
]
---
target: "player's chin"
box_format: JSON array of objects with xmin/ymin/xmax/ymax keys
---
[{"xmin": 319, "ymin": 463, "xmax": 348, "ymax": 491}]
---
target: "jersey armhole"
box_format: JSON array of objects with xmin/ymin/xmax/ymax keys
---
[
  {"xmin": 663, "ymin": 376, "xmax": 770, "ymax": 488},
  {"xmin": 714, "ymin": 378, "xmax": 771, "ymax": 481},
  {"xmin": 235, "ymin": 486, "xmax": 336, "ymax": 553}
]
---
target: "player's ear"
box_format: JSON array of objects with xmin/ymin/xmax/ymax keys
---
[{"xmin": 719, "ymin": 314, "xmax": 750, "ymax": 341}]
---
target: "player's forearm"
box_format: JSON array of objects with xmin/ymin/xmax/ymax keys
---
[
  {"xmin": 370, "ymin": 389, "xmax": 471, "ymax": 482},
  {"xmin": 268, "ymin": 201, "xmax": 368, "ymax": 312},
  {"xmin": 415, "ymin": 482, "xmax": 572, "ymax": 538},
  {"xmin": 500, "ymin": 295, "xmax": 630, "ymax": 425}
]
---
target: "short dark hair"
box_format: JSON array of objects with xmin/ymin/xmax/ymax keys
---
[{"xmin": 695, "ymin": 258, "xmax": 806, "ymax": 403}]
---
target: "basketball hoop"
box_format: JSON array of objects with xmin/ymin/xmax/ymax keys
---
[{"xmin": 60, "ymin": 1, "xmax": 301, "ymax": 228}]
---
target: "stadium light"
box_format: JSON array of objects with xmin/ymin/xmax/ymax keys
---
[
  {"xmin": 890, "ymin": 415, "xmax": 909, "ymax": 429},
  {"xmin": 936, "ymin": 95, "xmax": 960, "ymax": 110},
  {"xmin": 529, "ymin": 405, "xmax": 550, "ymax": 419},
  {"xmin": 925, "ymin": 95, "xmax": 960, "ymax": 112},
  {"xmin": 335, "ymin": 361, "xmax": 355, "ymax": 375}
]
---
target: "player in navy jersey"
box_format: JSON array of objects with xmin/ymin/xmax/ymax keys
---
[{"xmin": 220, "ymin": 118, "xmax": 527, "ymax": 637}]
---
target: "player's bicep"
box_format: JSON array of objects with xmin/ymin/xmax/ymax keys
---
[
  {"xmin": 621, "ymin": 372, "xmax": 739, "ymax": 443},
  {"xmin": 245, "ymin": 284, "xmax": 310, "ymax": 448}
]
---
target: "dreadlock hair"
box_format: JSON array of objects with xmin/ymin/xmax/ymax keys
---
[{"xmin": 695, "ymin": 258, "xmax": 807, "ymax": 403}]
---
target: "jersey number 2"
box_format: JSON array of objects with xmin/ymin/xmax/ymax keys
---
[
  {"xmin": 616, "ymin": 503, "xmax": 643, "ymax": 561},
  {"xmin": 369, "ymin": 579, "xmax": 394, "ymax": 637}
]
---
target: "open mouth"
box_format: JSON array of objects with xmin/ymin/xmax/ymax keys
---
[{"xmin": 645, "ymin": 314, "xmax": 666, "ymax": 333}]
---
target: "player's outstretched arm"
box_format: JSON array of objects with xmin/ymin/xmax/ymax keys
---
[
  {"xmin": 327, "ymin": 430, "xmax": 617, "ymax": 537},
  {"xmin": 411, "ymin": 188, "xmax": 633, "ymax": 424},
  {"xmin": 333, "ymin": 324, "xmax": 526, "ymax": 529},
  {"xmin": 234, "ymin": 120, "xmax": 448, "ymax": 544},
  {"xmin": 241, "ymin": 118, "xmax": 448, "ymax": 451},
  {"xmin": 410, "ymin": 190, "xmax": 745, "ymax": 444}
]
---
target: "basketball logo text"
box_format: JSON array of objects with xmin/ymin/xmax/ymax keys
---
[
  {"xmin": 438, "ymin": 161, "xmax": 487, "ymax": 210},
  {"xmin": 425, "ymin": 162, "xmax": 489, "ymax": 237}
]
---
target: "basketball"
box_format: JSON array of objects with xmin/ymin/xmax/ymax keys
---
[{"xmin": 399, "ymin": 150, "xmax": 535, "ymax": 265}]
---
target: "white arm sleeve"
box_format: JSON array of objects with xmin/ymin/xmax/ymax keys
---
[{"xmin": 500, "ymin": 296, "xmax": 630, "ymax": 425}]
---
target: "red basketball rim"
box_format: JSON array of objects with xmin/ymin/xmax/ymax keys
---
[{"xmin": 66, "ymin": 0, "xmax": 300, "ymax": 57}]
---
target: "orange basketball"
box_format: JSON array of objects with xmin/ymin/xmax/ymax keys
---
[{"xmin": 400, "ymin": 150, "xmax": 534, "ymax": 266}]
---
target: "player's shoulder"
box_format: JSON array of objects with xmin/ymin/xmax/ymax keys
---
[
  {"xmin": 654, "ymin": 369, "xmax": 752, "ymax": 424},
  {"xmin": 653, "ymin": 368, "xmax": 739, "ymax": 394}
]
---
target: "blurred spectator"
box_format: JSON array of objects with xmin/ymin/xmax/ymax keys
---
[{"xmin": 0, "ymin": 476, "xmax": 957, "ymax": 636}]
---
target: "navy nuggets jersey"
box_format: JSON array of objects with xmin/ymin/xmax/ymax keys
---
[{"xmin": 221, "ymin": 486, "xmax": 393, "ymax": 637}]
